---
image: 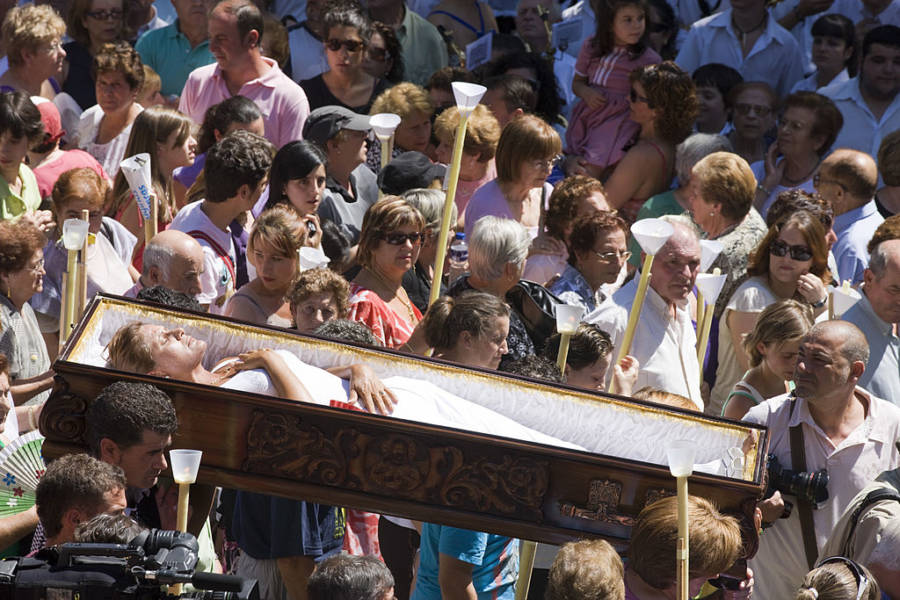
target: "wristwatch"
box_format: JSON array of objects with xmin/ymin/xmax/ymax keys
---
[{"xmin": 811, "ymin": 296, "xmax": 827, "ymax": 309}]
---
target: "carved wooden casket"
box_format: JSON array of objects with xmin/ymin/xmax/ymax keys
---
[{"xmin": 41, "ymin": 295, "xmax": 768, "ymax": 558}]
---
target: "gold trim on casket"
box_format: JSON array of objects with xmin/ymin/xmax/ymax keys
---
[{"xmin": 41, "ymin": 295, "xmax": 768, "ymax": 554}]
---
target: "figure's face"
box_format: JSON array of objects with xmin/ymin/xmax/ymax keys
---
[
  {"xmin": 172, "ymin": 0, "xmax": 209, "ymax": 34},
  {"xmin": 767, "ymin": 224, "xmax": 814, "ymax": 287},
  {"xmin": 107, "ymin": 430, "xmax": 172, "ymax": 489},
  {"xmin": 224, "ymin": 116, "xmax": 265, "ymax": 139},
  {"xmin": 0, "ymin": 131, "xmax": 30, "ymax": 175},
  {"xmin": 141, "ymin": 324, "xmax": 206, "ymax": 378},
  {"xmin": 761, "ymin": 338, "xmax": 803, "ymax": 382},
  {"xmin": 95, "ymin": 70, "xmax": 135, "ymax": 114},
  {"xmin": 860, "ymin": 42, "xmax": 900, "ymax": 101},
  {"xmin": 293, "ymin": 292, "xmax": 341, "ymax": 334},
  {"xmin": 863, "ymin": 253, "xmax": 900, "ymax": 324},
  {"xmin": 284, "ymin": 164, "xmax": 326, "ymax": 215},
  {"xmin": 394, "ymin": 110, "xmax": 432, "ymax": 153},
  {"xmin": 330, "ymin": 129, "xmax": 368, "ymax": 168},
  {"xmin": 462, "ymin": 315, "xmax": 510, "ymax": 370},
  {"xmin": 649, "ymin": 233, "xmax": 701, "ymax": 303},
  {"xmin": 361, "ymin": 32, "xmax": 391, "ymax": 80},
  {"xmin": 82, "ymin": 0, "xmax": 123, "ymax": 45},
  {"xmin": 565, "ymin": 355, "xmax": 611, "ymax": 392},
  {"xmin": 628, "ymin": 81, "xmax": 657, "ymax": 126},
  {"xmin": 249, "ymin": 237, "xmax": 298, "ymax": 293},
  {"xmin": 0, "ymin": 374, "xmax": 11, "ymax": 434},
  {"xmin": 26, "ymin": 37, "xmax": 66, "ymax": 80},
  {"xmin": 731, "ymin": 88, "xmax": 775, "ymax": 140},
  {"xmin": 515, "ymin": 0, "xmax": 555, "ymax": 42},
  {"xmin": 159, "ymin": 245, "xmax": 205, "ymax": 297},
  {"xmin": 208, "ymin": 7, "xmax": 247, "ymax": 71},
  {"xmin": 694, "ymin": 85, "xmax": 727, "ymax": 131},
  {"xmin": 686, "ymin": 176, "xmax": 718, "ymax": 234},
  {"xmin": 481, "ymin": 87, "xmax": 515, "ymax": 129},
  {"xmin": 793, "ymin": 331, "xmax": 853, "ymax": 401},
  {"xmin": 576, "ymin": 228, "xmax": 629, "ymax": 287}
]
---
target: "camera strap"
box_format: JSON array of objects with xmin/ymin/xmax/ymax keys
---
[{"xmin": 789, "ymin": 400, "xmax": 818, "ymax": 570}]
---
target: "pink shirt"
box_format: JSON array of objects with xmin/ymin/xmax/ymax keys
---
[{"xmin": 179, "ymin": 57, "xmax": 309, "ymax": 149}]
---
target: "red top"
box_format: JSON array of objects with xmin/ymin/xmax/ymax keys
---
[{"xmin": 348, "ymin": 284, "xmax": 422, "ymax": 349}]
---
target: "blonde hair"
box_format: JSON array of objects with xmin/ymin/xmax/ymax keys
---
[
  {"xmin": 691, "ymin": 151, "xmax": 756, "ymax": 222},
  {"xmin": 2, "ymin": 4, "xmax": 66, "ymax": 67},
  {"xmin": 110, "ymin": 106, "xmax": 194, "ymax": 223},
  {"xmin": 547, "ymin": 539, "xmax": 625, "ymax": 600},
  {"xmin": 743, "ymin": 299, "xmax": 813, "ymax": 367},
  {"xmin": 494, "ymin": 114, "xmax": 562, "ymax": 183},
  {"xmin": 137, "ymin": 65, "xmax": 162, "ymax": 105},
  {"xmin": 369, "ymin": 82, "xmax": 434, "ymax": 120},
  {"xmin": 106, "ymin": 322, "xmax": 155, "ymax": 374},
  {"xmin": 433, "ymin": 104, "xmax": 501, "ymax": 162},
  {"xmin": 796, "ymin": 559, "xmax": 880, "ymax": 600},
  {"xmin": 631, "ymin": 387, "xmax": 698, "ymax": 412},
  {"xmin": 249, "ymin": 205, "xmax": 307, "ymax": 258},
  {"xmin": 356, "ymin": 196, "xmax": 425, "ymax": 270}
]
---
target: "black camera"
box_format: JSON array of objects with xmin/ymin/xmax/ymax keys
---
[
  {"xmin": 0, "ymin": 528, "xmax": 258, "ymax": 599},
  {"xmin": 765, "ymin": 453, "xmax": 829, "ymax": 516}
]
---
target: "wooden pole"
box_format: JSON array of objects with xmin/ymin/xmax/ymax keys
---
[
  {"xmin": 515, "ymin": 540, "xmax": 537, "ymax": 600},
  {"xmin": 169, "ymin": 481, "xmax": 192, "ymax": 596},
  {"xmin": 696, "ymin": 292, "xmax": 704, "ymax": 339},
  {"xmin": 676, "ymin": 476, "xmax": 689, "ymax": 600},
  {"xmin": 63, "ymin": 249, "xmax": 78, "ymax": 343},
  {"xmin": 696, "ymin": 302, "xmax": 714, "ymax": 379},
  {"xmin": 608, "ymin": 253, "xmax": 655, "ymax": 394},
  {"xmin": 76, "ymin": 210, "xmax": 89, "ymax": 318},
  {"xmin": 556, "ymin": 332, "xmax": 571, "ymax": 372},
  {"xmin": 58, "ymin": 271, "xmax": 68, "ymax": 350}
]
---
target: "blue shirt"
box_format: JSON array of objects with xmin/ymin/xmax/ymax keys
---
[
  {"xmin": 842, "ymin": 290, "xmax": 900, "ymax": 405},
  {"xmin": 135, "ymin": 20, "xmax": 215, "ymax": 97},
  {"xmin": 832, "ymin": 200, "xmax": 884, "ymax": 285},
  {"xmin": 412, "ymin": 524, "xmax": 518, "ymax": 600},
  {"xmin": 550, "ymin": 264, "xmax": 603, "ymax": 312}
]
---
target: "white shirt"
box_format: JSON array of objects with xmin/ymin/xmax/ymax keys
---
[
  {"xmin": 288, "ymin": 23, "xmax": 329, "ymax": 83},
  {"xmin": 743, "ymin": 391, "xmax": 900, "ymax": 600},
  {"xmin": 72, "ymin": 104, "xmax": 144, "ymax": 178},
  {"xmin": 559, "ymin": 1, "xmax": 595, "ymax": 60},
  {"xmin": 790, "ymin": 68, "xmax": 850, "ymax": 94},
  {"xmin": 585, "ymin": 277, "xmax": 704, "ymax": 410},
  {"xmin": 821, "ymin": 77, "xmax": 900, "ymax": 160},
  {"xmin": 842, "ymin": 290, "xmax": 900, "ymax": 405},
  {"xmin": 169, "ymin": 200, "xmax": 236, "ymax": 314},
  {"xmin": 676, "ymin": 9, "xmax": 805, "ymax": 97}
]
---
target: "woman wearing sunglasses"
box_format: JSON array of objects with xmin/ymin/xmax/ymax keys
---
[
  {"xmin": 709, "ymin": 210, "xmax": 832, "ymax": 416},
  {"xmin": 796, "ymin": 557, "xmax": 880, "ymax": 600},
  {"xmin": 300, "ymin": 6, "xmax": 389, "ymax": 114},
  {"xmin": 349, "ymin": 196, "xmax": 427, "ymax": 350}
]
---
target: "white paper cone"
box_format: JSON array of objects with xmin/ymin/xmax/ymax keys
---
[
  {"xmin": 120, "ymin": 153, "xmax": 154, "ymax": 220},
  {"xmin": 694, "ymin": 273, "xmax": 728, "ymax": 305},
  {"xmin": 831, "ymin": 286, "xmax": 862, "ymax": 317},
  {"xmin": 298, "ymin": 247, "xmax": 330, "ymax": 271}
]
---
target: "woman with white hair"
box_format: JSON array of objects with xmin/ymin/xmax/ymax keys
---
[
  {"xmin": 401, "ymin": 188, "xmax": 457, "ymax": 313},
  {"xmin": 448, "ymin": 215, "xmax": 534, "ymax": 369}
]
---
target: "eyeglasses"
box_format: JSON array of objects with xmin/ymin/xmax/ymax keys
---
[
  {"xmin": 367, "ymin": 46, "xmax": 390, "ymax": 62},
  {"xmin": 816, "ymin": 557, "xmax": 870, "ymax": 600},
  {"xmin": 734, "ymin": 103, "xmax": 772, "ymax": 117},
  {"xmin": 595, "ymin": 249, "xmax": 632, "ymax": 262},
  {"xmin": 326, "ymin": 38, "xmax": 365, "ymax": 53},
  {"xmin": 85, "ymin": 9, "xmax": 123, "ymax": 20},
  {"xmin": 381, "ymin": 232, "xmax": 425, "ymax": 245},
  {"xmin": 629, "ymin": 88, "xmax": 651, "ymax": 105},
  {"xmin": 812, "ymin": 173, "xmax": 845, "ymax": 190},
  {"xmin": 778, "ymin": 118, "xmax": 809, "ymax": 133},
  {"xmin": 26, "ymin": 258, "xmax": 45, "ymax": 274},
  {"xmin": 769, "ymin": 239, "xmax": 813, "ymax": 261},
  {"xmin": 529, "ymin": 154, "xmax": 563, "ymax": 171}
]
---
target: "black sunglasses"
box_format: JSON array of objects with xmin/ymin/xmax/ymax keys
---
[
  {"xmin": 381, "ymin": 232, "xmax": 425, "ymax": 245},
  {"xmin": 86, "ymin": 8, "xmax": 123, "ymax": 20},
  {"xmin": 326, "ymin": 38, "xmax": 365, "ymax": 53},
  {"xmin": 629, "ymin": 88, "xmax": 652, "ymax": 105},
  {"xmin": 769, "ymin": 239, "xmax": 813, "ymax": 261},
  {"xmin": 816, "ymin": 557, "xmax": 870, "ymax": 600}
]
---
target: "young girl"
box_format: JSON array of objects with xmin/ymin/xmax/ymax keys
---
[
  {"xmin": 722, "ymin": 299, "xmax": 813, "ymax": 420},
  {"xmin": 263, "ymin": 140, "xmax": 327, "ymax": 249},
  {"xmin": 108, "ymin": 106, "xmax": 197, "ymax": 269},
  {"xmin": 565, "ymin": 0, "xmax": 660, "ymax": 178}
]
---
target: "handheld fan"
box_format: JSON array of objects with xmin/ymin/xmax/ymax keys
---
[{"xmin": 0, "ymin": 431, "xmax": 46, "ymax": 517}]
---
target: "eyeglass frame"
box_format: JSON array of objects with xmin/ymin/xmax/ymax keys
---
[
  {"xmin": 85, "ymin": 9, "xmax": 123, "ymax": 20},
  {"xmin": 528, "ymin": 154, "xmax": 564, "ymax": 172},
  {"xmin": 734, "ymin": 102, "xmax": 773, "ymax": 118},
  {"xmin": 594, "ymin": 249, "xmax": 632, "ymax": 262},
  {"xmin": 815, "ymin": 556, "xmax": 870, "ymax": 600},
  {"xmin": 25, "ymin": 257, "xmax": 45, "ymax": 274},
  {"xmin": 325, "ymin": 38, "xmax": 366, "ymax": 53},
  {"xmin": 769, "ymin": 238, "xmax": 813, "ymax": 262},
  {"xmin": 379, "ymin": 231, "xmax": 426, "ymax": 246}
]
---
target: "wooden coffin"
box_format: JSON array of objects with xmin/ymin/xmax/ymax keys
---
[{"xmin": 41, "ymin": 295, "xmax": 768, "ymax": 557}]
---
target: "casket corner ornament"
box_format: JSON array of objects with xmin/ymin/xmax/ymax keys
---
[{"xmin": 39, "ymin": 375, "xmax": 89, "ymax": 445}]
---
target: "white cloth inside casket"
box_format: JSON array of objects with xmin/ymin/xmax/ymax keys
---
[{"xmin": 76, "ymin": 305, "xmax": 753, "ymax": 477}]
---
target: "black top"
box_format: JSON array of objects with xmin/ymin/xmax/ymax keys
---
[
  {"xmin": 62, "ymin": 41, "xmax": 97, "ymax": 110},
  {"xmin": 403, "ymin": 262, "xmax": 446, "ymax": 314},
  {"xmin": 300, "ymin": 73, "xmax": 390, "ymax": 114}
]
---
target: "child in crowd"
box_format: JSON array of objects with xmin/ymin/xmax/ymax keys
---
[
  {"xmin": 565, "ymin": 0, "xmax": 660, "ymax": 179},
  {"xmin": 136, "ymin": 65, "xmax": 165, "ymax": 109}
]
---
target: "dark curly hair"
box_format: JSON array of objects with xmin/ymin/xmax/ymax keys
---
[
  {"xmin": 766, "ymin": 189, "xmax": 833, "ymax": 231},
  {"xmin": 197, "ymin": 96, "xmax": 263, "ymax": 154},
  {"xmin": 205, "ymin": 129, "xmax": 274, "ymax": 203},
  {"xmin": 567, "ymin": 211, "xmax": 629, "ymax": 265},
  {"xmin": 86, "ymin": 381, "xmax": 177, "ymax": 455},
  {"xmin": 92, "ymin": 41, "xmax": 144, "ymax": 91},
  {"xmin": 545, "ymin": 175, "xmax": 607, "ymax": 241},
  {"xmin": 630, "ymin": 61, "xmax": 698, "ymax": 145},
  {"xmin": 0, "ymin": 90, "xmax": 43, "ymax": 142},
  {"xmin": 0, "ymin": 220, "xmax": 46, "ymax": 276}
]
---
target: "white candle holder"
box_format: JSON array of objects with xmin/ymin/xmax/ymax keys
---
[
  {"xmin": 694, "ymin": 272, "xmax": 727, "ymax": 305},
  {"xmin": 62, "ymin": 219, "xmax": 89, "ymax": 251},
  {"xmin": 831, "ymin": 283, "xmax": 861, "ymax": 319},
  {"xmin": 451, "ymin": 81, "xmax": 487, "ymax": 115},
  {"xmin": 555, "ymin": 304, "xmax": 584, "ymax": 335},
  {"xmin": 632, "ymin": 218, "xmax": 675, "ymax": 255},
  {"xmin": 666, "ymin": 439, "xmax": 696, "ymax": 478},
  {"xmin": 298, "ymin": 247, "xmax": 330, "ymax": 271},
  {"xmin": 699, "ymin": 239, "xmax": 724, "ymax": 273},
  {"xmin": 169, "ymin": 449, "xmax": 202, "ymax": 484},
  {"xmin": 370, "ymin": 113, "xmax": 401, "ymax": 140}
]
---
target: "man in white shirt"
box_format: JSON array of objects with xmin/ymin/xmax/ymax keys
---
[
  {"xmin": 676, "ymin": 0, "xmax": 804, "ymax": 97},
  {"xmin": 821, "ymin": 25, "xmax": 900, "ymax": 159},
  {"xmin": 170, "ymin": 131, "xmax": 273, "ymax": 313},
  {"xmin": 586, "ymin": 217, "xmax": 704, "ymax": 409},
  {"xmin": 744, "ymin": 320, "xmax": 900, "ymax": 600},
  {"xmin": 841, "ymin": 239, "xmax": 900, "ymax": 404}
]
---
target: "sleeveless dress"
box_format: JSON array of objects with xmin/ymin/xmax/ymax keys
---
[{"xmin": 565, "ymin": 40, "xmax": 660, "ymax": 170}]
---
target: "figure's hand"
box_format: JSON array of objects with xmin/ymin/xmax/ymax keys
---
[
  {"xmin": 580, "ymin": 87, "xmax": 607, "ymax": 110},
  {"xmin": 762, "ymin": 143, "xmax": 784, "ymax": 190},
  {"xmin": 758, "ymin": 490, "xmax": 786, "ymax": 524},
  {"xmin": 303, "ymin": 213, "xmax": 323, "ymax": 248},
  {"xmin": 214, "ymin": 349, "xmax": 279, "ymax": 377},
  {"xmin": 529, "ymin": 234, "xmax": 567, "ymax": 257},
  {"xmin": 611, "ymin": 355, "xmax": 639, "ymax": 396},
  {"xmin": 797, "ymin": 272, "xmax": 827, "ymax": 305},
  {"xmin": 722, "ymin": 568, "xmax": 754, "ymax": 600},
  {"xmin": 347, "ymin": 363, "xmax": 397, "ymax": 415},
  {"xmin": 563, "ymin": 155, "xmax": 589, "ymax": 177},
  {"xmin": 21, "ymin": 210, "xmax": 55, "ymax": 233}
]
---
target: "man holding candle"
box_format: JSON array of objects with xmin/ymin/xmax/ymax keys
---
[{"xmin": 586, "ymin": 217, "xmax": 704, "ymax": 409}]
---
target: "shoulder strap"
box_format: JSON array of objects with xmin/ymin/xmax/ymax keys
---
[
  {"xmin": 840, "ymin": 487, "xmax": 900, "ymax": 556},
  {"xmin": 789, "ymin": 400, "xmax": 818, "ymax": 570},
  {"xmin": 186, "ymin": 229, "xmax": 236, "ymax": 285}
]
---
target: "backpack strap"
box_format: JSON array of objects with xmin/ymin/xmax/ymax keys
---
[
  {"xmin": 840, "ymin": 487, "xmax": 900, "ymax": 557},
  {"xmin": 789, "ymin": 398, "xmax": 819, "ymax": 570},
  {"xmin": 186, "ymin": 229, "xmax": 236, "ymax": 285}
]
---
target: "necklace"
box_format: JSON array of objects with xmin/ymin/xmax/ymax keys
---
[
  {"xmin": 732, "ymin": 12, "xmax": 767, "ymax": 49},
  {"xmin": 365, "ymin": 266, "xmax": 418, "ymax": 325},
  {"xmin": 781, "ymin": 158, "xmax": 821, "ymax": 186}
]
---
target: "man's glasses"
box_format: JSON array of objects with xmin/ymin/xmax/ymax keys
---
[
  {"xmin": 326, "ymin": 39, "xmax": 365, "ymax": 53},
  {"xmin": 381, "ymin": 232, "xmax": 425, "ymax": 245},
  {"xmin": 85, "ymin": 9, "xmax": 123, "ymax": 20},
  {"xmin": 629, "ymin": 88, "xmax": 651, "ymax": 105},
  {"xmin": 595, "ymin": 250, "xmax": 632, "ymax": 262},
  {"xmin": 812, "ymin": 173, "xmax": 845, "ymax": 190},
  {"xmin": 769, "ymin": 239, "xmax": 813, "ymax": 262},
  {"xmin": 734, "ymin": 103, "xmax": 772, "ymax": 117}
]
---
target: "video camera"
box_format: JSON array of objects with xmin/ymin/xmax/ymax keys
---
[
  {"xmin": 764, "ymin": 453, "xmax": 829, "ymax": 518},
  {"xmin": 0, "ymin": 528, "xmax": 258, "ymax": 600}
]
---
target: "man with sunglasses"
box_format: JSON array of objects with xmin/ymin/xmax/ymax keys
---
[
  {"xmin": 814, "ymin": 149, "xmax": 883, "ymax": 286},
  {"xmin": 179, "ymin": 0, "xmax": 310, "ymax": 148},
  {"xmin": 743, "ymin": 320, "xmax": 900, "ymax": 600}
]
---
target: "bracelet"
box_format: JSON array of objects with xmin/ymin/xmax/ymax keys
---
[
  {"xmin": 756, "ymin": 183, "xmax": 771, "ymax": 196},
  {"xmin": 811, "ymin": 296, "xmax": 827, "ymax": 309},
  {"xmin": 27, "ymin": 406, "xmax": 37, "ymax": 431}
]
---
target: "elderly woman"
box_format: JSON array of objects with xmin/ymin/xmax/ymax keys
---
[
  {"xmin": 523, "ymin": 175, "xmax": 611, "ymax": 286},
  {"xmin": 62, "ymin": 0, "xmax": 129, "ymax": 111},
  {"xmin": 349, "ymin": 196, "xmax": 426, "ymax": 350},
  {"xmin": 422, "ymin": 291, "xmax": 510, "ymax": 370},
  {"xmin": 708, "ymin": 210, "xmax": 832, "ymax": 415},
  {"xmin": 464, "ymin": 114, "xmax": 563, "ymax": 240},
  {"xmin": 401, "ymin": 188, "xmax": 458, "ymax": 313},
  {"xmin": 0, "ymin": 4, "xmax": 67, "ymax": 99},
  {"xmin": 602, "ymin": 62, "xmax": 698, "ymax": 224},
  {"xmin": 300, "ymin": 6, "xmax": 389, "ymax": 114},
  {"xmin": 449, "ymin": 216, "xmax": 535, "ymax": 369},
  {"xmin": 225, "ymin": 206, "xmax": 307, "ymax": 328},
  {"xmin": 72, "ymin": 41, "xmax": 144, "ymax": 177},
  {"xmin": 288, "ymin": 268, "xmax": 351, "ymax": 334},
  {"xmin": 0, "ymin": 220, "xmax": 54, "ymax": 408},
  {"xmin": 367, "ymin": 83, "xmax": 435, "ymax": 171},
  {"xmin": 688, "ymin": 152, "xmax": 768, "ymax": 318},
  {"xmin": 0, "ymin": 92, "xmax": 52, "ymax": 228},
  {"xmin": 550, "ymin": 212, "xmax": 630, "ymax": 312},
  {"xmin": 753, "ymin": 91, "xmax": 843, "ymax": 218},
  {"xmin": 433, "ymin": 104, "xmax": 501, "ymax": 221},
  {"xmin": 727, "ymin": 83, "xmax": 777, "ymax": 166}
]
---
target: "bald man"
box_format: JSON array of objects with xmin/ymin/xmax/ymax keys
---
[
  {"xmin": 814, "ymin": 149, "xmax": 883, "ymax": 284},
  {"xmin": 743, "ymin": 321, "xmax": 900, "ymax": 600},
  {"xmin": 124, "ymin": 230, "xmax": 205, "ymax": 299}
]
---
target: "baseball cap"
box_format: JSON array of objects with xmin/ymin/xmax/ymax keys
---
[
  {"xmin": 377, "ymin": 152, "xmax": 447, "ymax": 195},
  {"xmin": 302, "ymin": 105, "xmax": 371, "ymax": 147},
  {"xmin": 32, "ymin": 97, "xmax": 65, "ymax": 145}
]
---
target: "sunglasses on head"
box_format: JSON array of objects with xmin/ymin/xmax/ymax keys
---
[
  {"xmin": 815, "ymin": 557, "xmax": 870, "ymax": 600},
  {"xmin": 769, "ymin": 239, "xmax": 813, "ymax": 261},
  {"xmin": 326, "ymin": 38, "xmax": 365, "ymax": 53},
  {"xmin": 381, "ymin": 232, "xmax": 425, "ymax": 245}
]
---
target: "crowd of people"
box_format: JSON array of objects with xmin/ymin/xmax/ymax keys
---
[{"xmin": 0, "ymin": 0, "xmax": 899, "ymax": 598}]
